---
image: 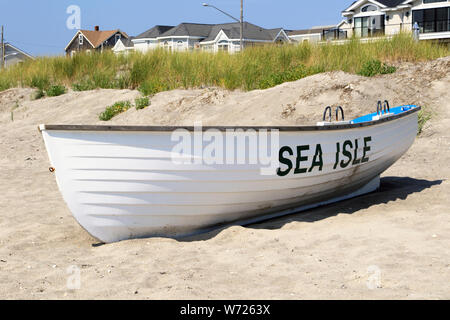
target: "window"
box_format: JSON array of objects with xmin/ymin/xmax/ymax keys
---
[
  {"xmin": 423, "ymin": 0, "xmax": 448, "ymax": 3},
  {"xmin": 354, "ymin": 15, "xmax": 385, "ymax": 37},
  {"xmin": 413, "ymin": 7, "xmax": 450, "ymax": 33},
  {"xmin": 78, "ymin": 34, "xmax": 83, "ymax": 45},
  {"xmin": 115, "ymin": 34, "xmax": 121, "ymax": 42},
  {"xmin": 361, "ymin": 5, "xmax": 378, "ymax": 12},
  {"xmin": 217, "ymin": 40, "xmax": 229, "ymax": 52}
]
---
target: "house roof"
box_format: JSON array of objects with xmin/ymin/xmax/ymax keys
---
[
  {"xmin": 377, "ymin": 0, "xmax": 406, "ymax": 7},
  {"xmin": 0, "ymin": 43, "xmax": 34, "ymax": 60},
  {"xmin": 343, "ymin": 0, "xmax": 408, "ymax": 12},
  {"xmin": 79, "ymin": 29, "xmax": 129, "ymax": 48},
  {"xmin": 135, "ymin": 25, "xmax": 175, "ymax": 39},
  {"xmin": 202, "ymin": 22, "xmax": 285, "ymax": 42},
  {"xmin": 121, "ymin": 37, "xmax": 135, "ymax": 47},
  {"xmin": 159, "ymin": 23, "xmax": 215, "ymax": 38},
  {"xmin": 133, "ymin": 22, "xmax": 287, "ymax": 43}
]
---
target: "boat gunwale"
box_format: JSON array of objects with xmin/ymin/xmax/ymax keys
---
[{"xmin": 38, "ymin": 106, "xmax": 420, "ymax": 132}]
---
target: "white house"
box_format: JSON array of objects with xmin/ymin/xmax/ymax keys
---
[
  {"xmin": 341, "ymin": 0, "xmax": 450, "ymax": 41},
  {"xmin": 115, "ymin": 22, "xmax": 290, "ymax": 54},
  {"xmin": 131, "ymin": 25, "xmax": 175, "ymax": 53},
  {"xmin": 112, "ymin": 37, "xmax": 135, "ymax": 54},
  {"xmin": 199, "ymin": 22, "xmax": 290, "ymax": 53},
  {"xmin": 288, "ymin": 23, "xmax": 347, "ymax": 43},
  {"xmin": 0, "ymin": 43, "xmax": 34, "ymax": 68}
]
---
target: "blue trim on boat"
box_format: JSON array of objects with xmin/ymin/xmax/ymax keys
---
[{"xmin": 351, "ymin": 105, "xmax": 417, "ymax": 124}]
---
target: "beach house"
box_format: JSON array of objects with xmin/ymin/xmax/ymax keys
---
[
  {"xmin": 116, "ymin": 22, "xmax": 289, "ymax": 54},
  {"xmin": 341, "ymin": 0, "xmax": 450, "ymax": 41},
  {"xmin": 0, "ymin": 42, "xmax": 34, "ymax": 68},
  {"xmin": 65, "ymin": 26, "xmax": 129, "ymax": 56},
  {"xmin": 288, "ymin": 1, "xmax": 450, "ymax": 43},
  {"xmin": 288, "ymin": 23, "xmax": 348, "ymax": 43}
]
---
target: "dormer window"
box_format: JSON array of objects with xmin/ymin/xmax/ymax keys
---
[
  {"xmin": 361, "ymin": 5, "xmax": 377, "ymax": 12},
  {"xmin": 78, "ymin": 34, "xmax": 83, "ymax": 45}
]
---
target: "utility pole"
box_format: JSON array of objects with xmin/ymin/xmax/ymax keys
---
[
  {"xmin": 1, "ymin": 26, "xmax": 5, "ymax": 70},
  {"xmin": 240, "ymin": 0, "xmax": 243, "ymax": 52}
]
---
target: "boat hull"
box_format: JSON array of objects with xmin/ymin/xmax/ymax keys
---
[{"xmin": 40, "ymin": 109, "xmax": 418, "ymax": 243}]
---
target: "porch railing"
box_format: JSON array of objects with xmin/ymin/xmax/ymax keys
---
[{"xmin": 415, "ymin": 20, "xmax": 450, "ymax": 33}]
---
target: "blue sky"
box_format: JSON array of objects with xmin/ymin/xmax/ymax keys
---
[{"xmin": 0, "ymin": 0, "xmax": 348, "ymax": 56}]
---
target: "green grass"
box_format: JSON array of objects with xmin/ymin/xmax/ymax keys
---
[
  {"xmin": 418, "ymin": 106, "xmax": 433, "ymax": 135},
  {"xmin": 357, "ymin": 59, "xmax": 396, "ymax": 77},
  {"xmin": 46, "ymin": 84, "xmax": 66, "ymax": 97},
  {"xmin": 135, "ymin": 97, "xmax": 150, "ymax": 110},
  {"xmin": 0, "ymin": 33, "xmax": 448, "ymax": 95},
  {"xmin": 99, "ymin": 100, "xmax": 132, "ymax": 121}
]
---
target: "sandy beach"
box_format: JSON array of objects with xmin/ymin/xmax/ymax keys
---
[{"xmin": 0, "ymin": 57, "xmax": 449, "ymax": 299}]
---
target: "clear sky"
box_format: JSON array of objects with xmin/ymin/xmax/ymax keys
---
[{"xmin": 0, "ymin": 0, "xmax": 348, "ymax": 56}]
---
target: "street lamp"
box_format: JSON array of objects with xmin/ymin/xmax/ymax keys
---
[{"xmin": 202, "ymin": 1, "xmax": 244, "ymax": 52}]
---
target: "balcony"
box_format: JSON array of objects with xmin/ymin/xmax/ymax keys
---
[{"xmin": 416, "ymin": 19, "xmax": 450, "ymax": 33}]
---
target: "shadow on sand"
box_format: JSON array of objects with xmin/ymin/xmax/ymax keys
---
[{"xmin": 180, "ymin": 176, "xmax": 443, "ymax": 242}]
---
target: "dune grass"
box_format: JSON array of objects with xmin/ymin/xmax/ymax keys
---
[{"xmin": 0, "ymin": 33, "xmax": 448, "ymax": 95}]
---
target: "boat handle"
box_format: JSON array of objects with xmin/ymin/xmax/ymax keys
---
[
  {"xmin": 323, "ymin": 106, "xmax": 332, "ymax": 122},
  {"xmin": 335, "ymin": 106, "xmax": 344, "ymax": 121},
  {"xmin": 377, "ymin": 101, "xmax": 383, "ymax": 115},
  {"xmin": 384, "ymin": 100, "xmax": 390, "ymax": 113}
]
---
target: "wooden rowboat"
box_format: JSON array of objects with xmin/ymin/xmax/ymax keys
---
[{"xmin": 39, "ymin": 104, "xmax": 420, "ymax": 243}]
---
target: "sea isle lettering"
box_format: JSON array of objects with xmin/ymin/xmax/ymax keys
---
[{"xmin": 277, "ymin": 136, "xmax": 372, "ymax": 177}]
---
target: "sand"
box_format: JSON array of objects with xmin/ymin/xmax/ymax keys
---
[{"xmin": 0, "ymin": 57, "xmax": 449, "ymax": 299}]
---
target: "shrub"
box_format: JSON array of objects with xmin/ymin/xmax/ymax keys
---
[
  {"xmin": 358, "ymin": 59, "xmax": 396, "ymax": 77},
  {"xmin": 135, "ymin": 97, "xmax": 150, "ymax": 110},
  {"xmin": 46, "ymin": 85, "xmax": 66, "ymax": 97},
  {"xmin": 418, "ymin": 107, "xmax": 432, "ymax": 135},
  {"xmin": 99, "ymin": 100, "xmax": 132, "ymax": 121}
]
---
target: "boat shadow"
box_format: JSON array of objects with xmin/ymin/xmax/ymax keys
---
[{"xmin": 181, "ymin": 176, "xmax": 443, "ymax": 241}]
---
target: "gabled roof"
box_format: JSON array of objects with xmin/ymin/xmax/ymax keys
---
[
  {"xmin": 158, "ymin": 23, "xmax": 215, "ymax": 38},
  {"xmin": 120, "ymin": 37, "xmax": 135, "ymax": 48},
  {"xmin": 80, "ymin": 29, "xmax": 129, "ymax": 48},
  {"xmin": 0, "ymin": 42, "xmax": 34, "ymax": 60},
  {"xmin": 65, "ymin": 29, "xmax": 129, "ymax": 51},
  {"xmin": 377, "ymin": 0, "xmax": 406, "ymax": 7},
  {"xmin": 343, "ymin": 0, "xmax": 408, "ymax": 12},
  {"xmin": 202, "ymin": 22, "xmax": 284, "ymax": 42},
  {"xmin": 135, "ymin": 25, "xmax": 175, "ymax": 39}
]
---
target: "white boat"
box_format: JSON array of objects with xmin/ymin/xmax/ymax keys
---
[{"xmin": 40, "ymin": 104, "xmax": 420, "ymax": 243}]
